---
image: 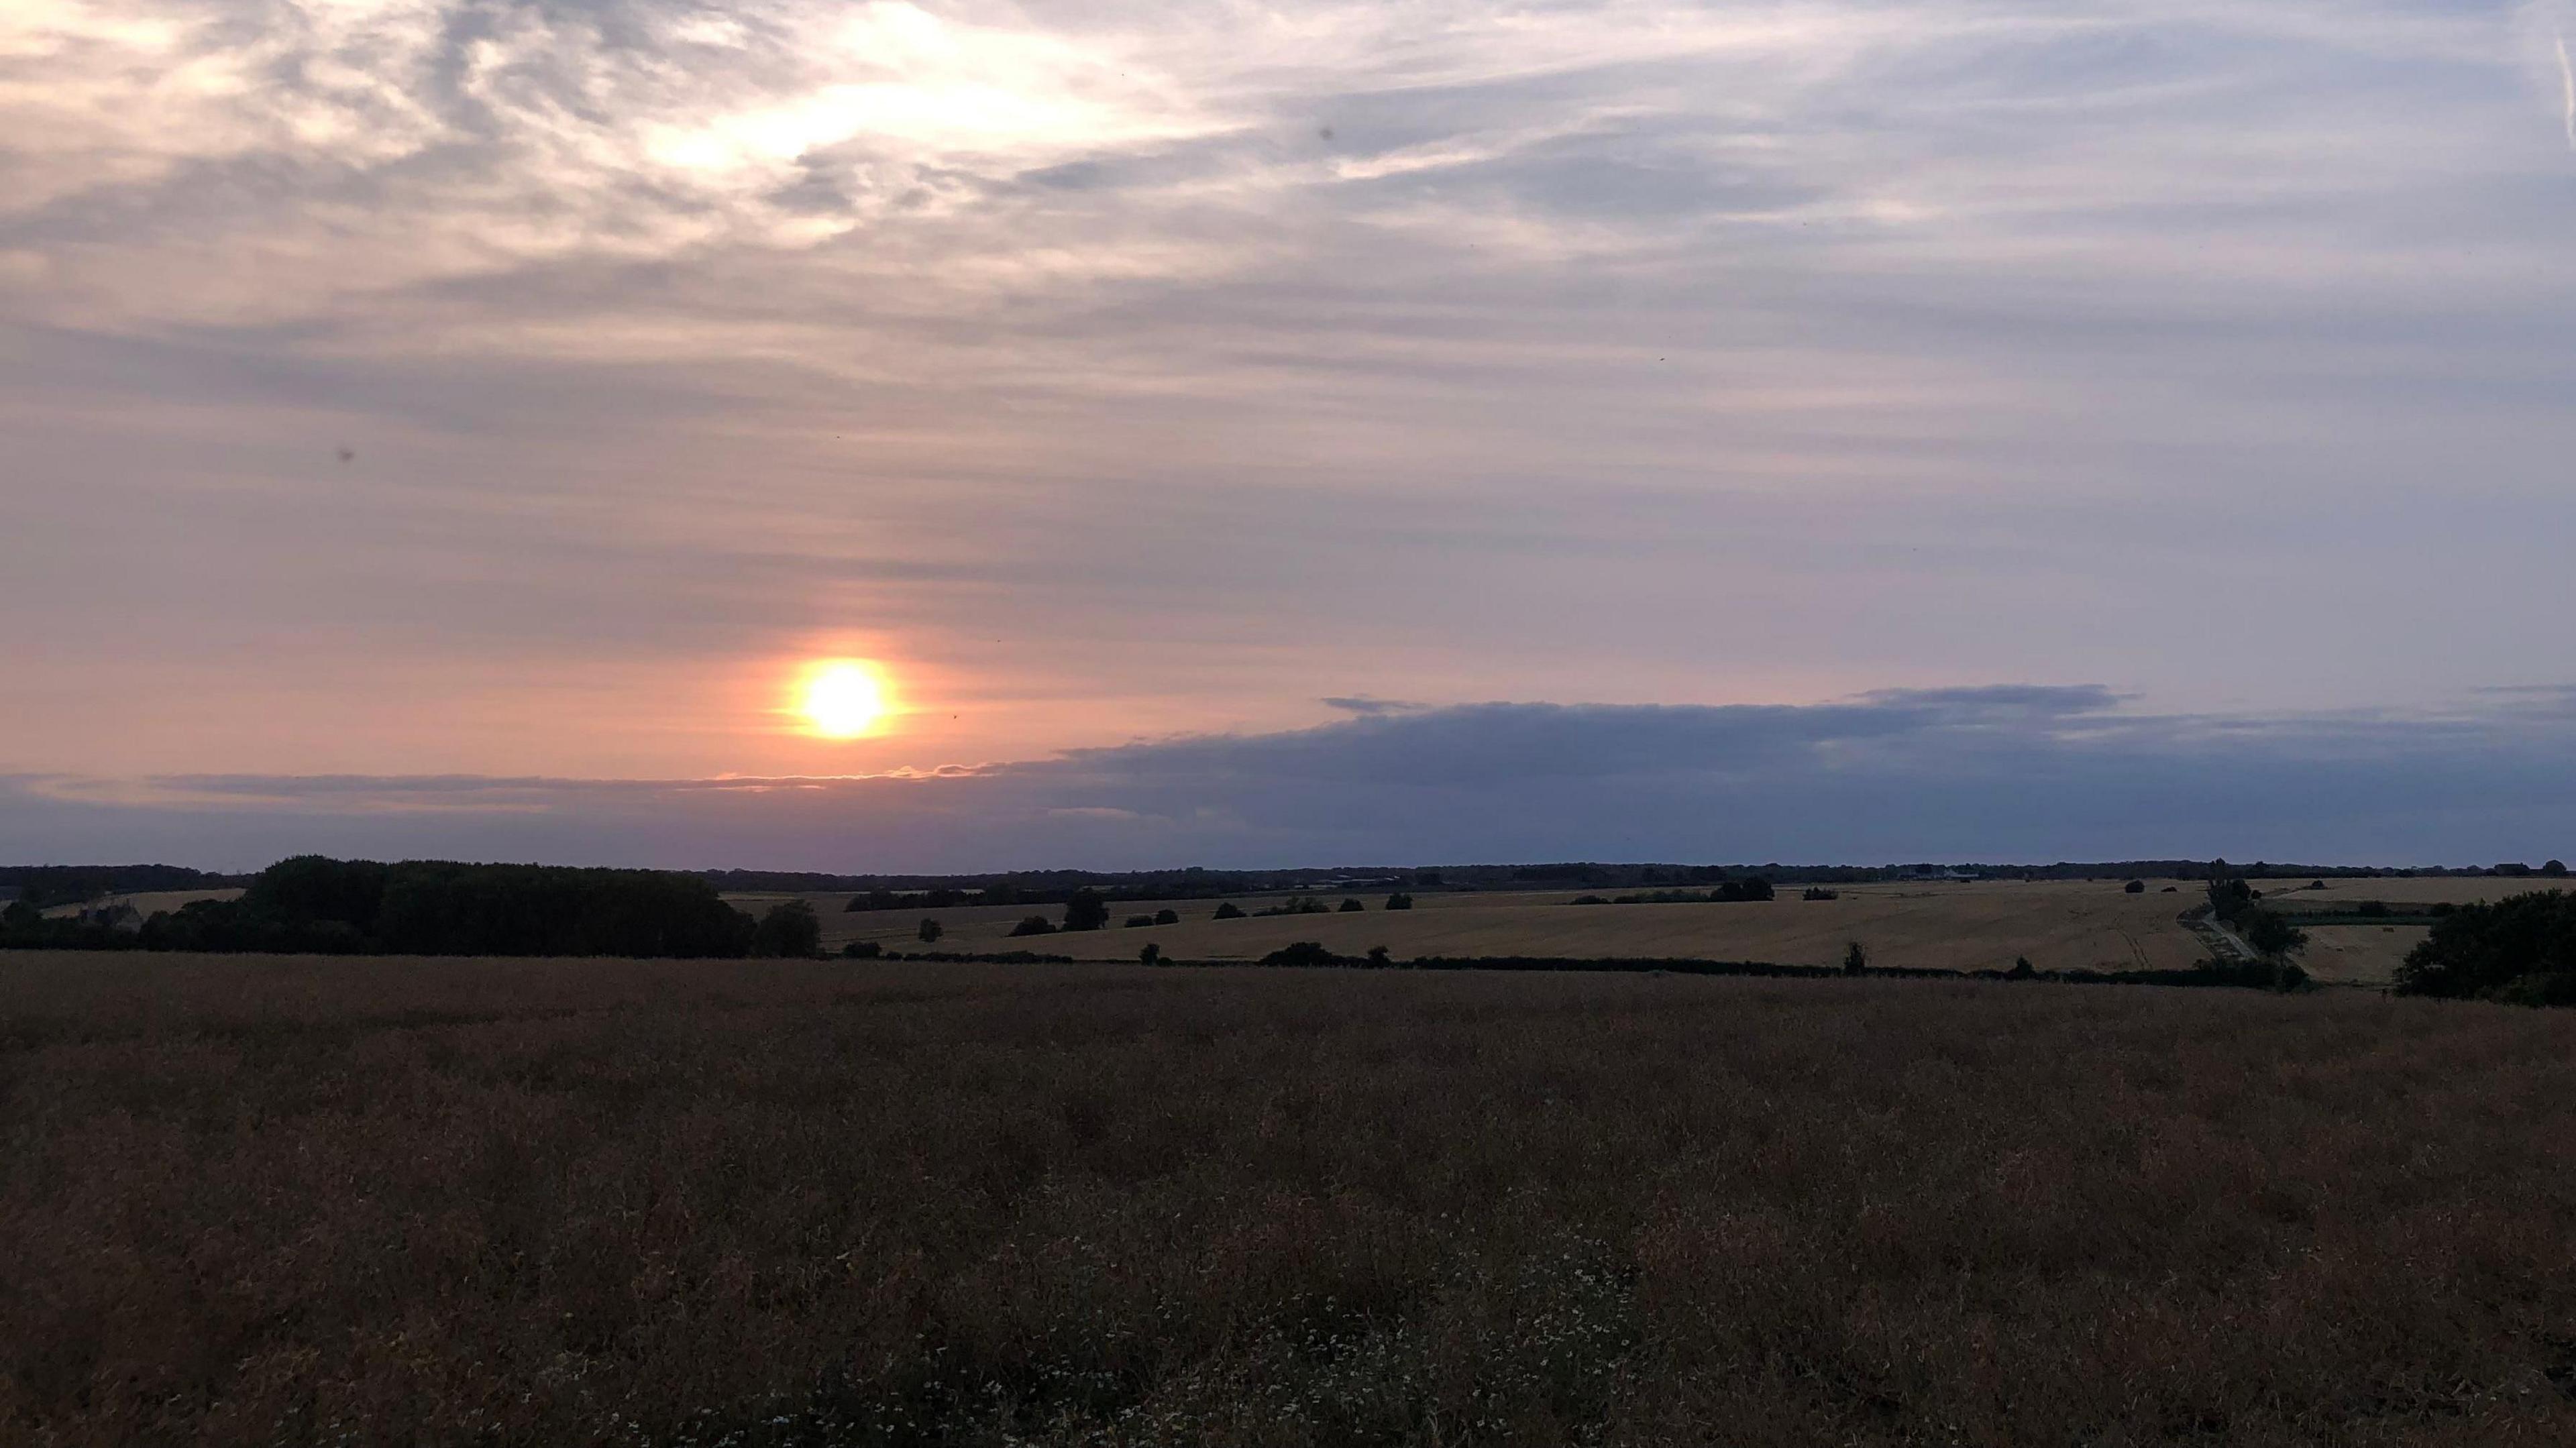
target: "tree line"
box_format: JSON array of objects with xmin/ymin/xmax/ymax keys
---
[{"xmin": 0, "ymin": 856, "xmax": 778, "ymax": 958}]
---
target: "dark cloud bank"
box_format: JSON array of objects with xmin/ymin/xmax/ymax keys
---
[{"xmin": 7, "ymin": 687, "xmax": 2572, "ymax": 871}]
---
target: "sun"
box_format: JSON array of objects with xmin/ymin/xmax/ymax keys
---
[{"xmin": 796, "ymin": 660, "xmax": 890, "ymax": 739}]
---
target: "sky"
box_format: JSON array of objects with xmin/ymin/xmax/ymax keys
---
[{"xmin": 4, "ymin": 0, "xmax": 2575, "ymax": 869}]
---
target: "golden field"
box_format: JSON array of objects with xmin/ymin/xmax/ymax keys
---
[
  {"xmin": 729, "ymin": 875, "xmax": 2576, "ymax": 987},
  {"xmin": 747, "ymin": 879, "xmax": 2229, "ymax": 976}
]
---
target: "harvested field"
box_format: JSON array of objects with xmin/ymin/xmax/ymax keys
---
[
  {"xmin": 6, "ymin": 952, "xmax": 2575, "ymax": 1445},
  {"xmin": 750, "ymin": 879, "xmax": 2213, "ymax": 973},
  {"xmin": 2262, "ymin": 877, "xmax": 2569, "ymax": 909},
  {"xmin": 747, "ymin": 876, "xmax": 2215, "ymax": 974},
  {"xmin": 37, "ymin": 888, "xmax": 241, "ymax": 921},
  {"xmin": 2296, "ymin": 925, "xmax": 2432, "ymax": 986}
]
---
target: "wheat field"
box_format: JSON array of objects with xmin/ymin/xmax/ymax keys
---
[{"xmin": 5, "ymin": 952, "xmax": 2574, "ymax": 1445}]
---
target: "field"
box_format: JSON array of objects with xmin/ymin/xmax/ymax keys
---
[
  {"xmin": 7, "ymin": 952, "xmax": 2576, "ymax": 1445},
  {"xmin": 745, "ymin": 877, "xmax": 2573, "ymax": 987},
  {"xmin": 36, "ymin": 888, "xmax": 242, "ymax": 920},
  {"xmin": 747, "ymin": 880, "xmax": 2214, "ymax": 974},
  {"xmin": 2255, "ymin": 879, "xmax": 2567, "ymax": 985}
]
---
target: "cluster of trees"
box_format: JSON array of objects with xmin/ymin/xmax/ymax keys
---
[
  {"xmin": 1, "ymin": 856, "xmax": 774, "ymax": 958},
  {"xmin": 2394, "ymin": 890, "xmax": 2576, "ymax": 1005},
  {"xmin": 0, "ymin": 864, "xmax": 239, "ymax": 911},
  {"xmin": 2205, "ymin": 869, "xmax": 2309, "ymax": 961},
  {"xmin": 1570, "ymin": 879, "xmax": 1778, "ymax": 906}
]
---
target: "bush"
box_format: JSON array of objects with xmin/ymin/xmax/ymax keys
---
[
  {"xmin": 841, "ymin": 940, "xmax": 883, "ymax": 959},
  {"xmin": 2124, "ymin": 879, "xmax": 2145, "ymax": 893},
  {"xmin": 1155, "ymin": 908, "xmax": 1180, "ymax": 925},
  {"xmin": 1138, "ymin": 942, "xmax": 1163, "ymax": 966},
  {"xmin": 1803, "ymin": 887, "xmax": 1838, "ymax": 901},
  {"xmin": 917, "ymin": 918, "xmax": 943, "ymax": 944},
  {"xmin": 2394, "ymin": 890, "xmax": 2576, "ymax": 1001},
  {"xmin": 1258, "ymin": 941, "xmax": 1339, "ymax": 968},
  {"xmin": 752, "ymin": 901, "xmax": 822, "ymax": 958},
  {"xmin": 1570, "ymin": 895, "xmax": 1609, "ymax": 906},
  {"xmin": 1008, "ymin": 915, "xmax": 1057, "ymax": 937},
  {"xmin": 1212, "ymin": 902, "xmax": 1246, "ymax": 920},
  {"xmin": 1338, "ymin": 898, "xmax": 1366, "ymax": 913},
  {"xmin": 1365, "ymin": 945, "xmax": 1393, "ymax": 966},
  {"xmin": 1124, "ymin": 915, "xmax": 1157, "ymax": 928},
  {"xmin": 1842, "ymin": 941, "xmax": 1869, "ymax": 975},
  {"xmin": 1385, "ymin": 892, "xmax": 1414, "ymax": 911},
  {"xmin": 2239, "ymin": 908, "xmax": 2309, "ymax": 960},
  {"xmin": 1062, "ymin": 889, "xmax": 1110, "ymax": 932}
]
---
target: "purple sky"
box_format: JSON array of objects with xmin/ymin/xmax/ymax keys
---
[{"xmin": 5, "ymin": 1, "xmax": 2575, "ymax": 868}]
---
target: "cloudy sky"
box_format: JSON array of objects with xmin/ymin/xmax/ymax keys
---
[{"xmin": 5, "ymin": 0, "xmax": 2574, "ymax": 869}]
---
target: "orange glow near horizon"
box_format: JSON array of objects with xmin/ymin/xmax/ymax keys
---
[{"xmin": 794, "ymin": 659, "xmax": 893, "ymax": 739}]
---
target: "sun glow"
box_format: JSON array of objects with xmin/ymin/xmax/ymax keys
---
[{"xmin": 796, "ymin": 660, "xmax": 891, "ymax": 739}]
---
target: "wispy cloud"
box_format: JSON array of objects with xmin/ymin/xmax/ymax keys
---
[
  {"xmin": 2558, "ymin": 30, "xmax": 2575, "ymax": 150},
  {"xmin": 5, "ymin": 1, "xmax": 2576, "ymax": 788}
]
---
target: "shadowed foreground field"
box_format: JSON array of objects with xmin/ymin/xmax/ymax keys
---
[{"xmin": 7, "ymin": 955, "xmax": 2575, "ymax": 1445}]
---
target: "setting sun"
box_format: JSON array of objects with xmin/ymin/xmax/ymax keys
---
[{"xmin": 795, "ymin": 660, "xmax": 890, "ymax": 738}]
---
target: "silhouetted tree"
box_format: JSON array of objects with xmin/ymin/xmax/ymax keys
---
[
  {"xmin": 1385, "ymin": 892, "xmax": 1413, "ymax": 911},
  {"xmin": 843, "ymin": 940, "xmax": 883, "ymax": 959},
  {"xmin": 753, "ymin": 900, "xmax": 822, "ymax": 958},
  {"xmin": 1138, "ymin": 942, "xmax": 1163, "ymax": 966},
  {"xmin": 2546, "ymin": 860, "xmax": 2570, "ymax": 879},
  {"xmin": 2125, "ymin": 879, "xmax": 2146, "ymax": 893},
  {"xmin": 917, "ymin": 917, "xmax": 943, "ymax": 944},
  {"xmin": 1155, "ymin": 908, "xmax": 1181, "ymax": 925},
  {"xmin": 1124, "ymin": 914, "xmax": 1157, "ymax": 928},
  {"xmin": 1062, "ymin": 888, "xmax": 1110, "ymax": 932},
  {"xmin": 2394, "ymin": 890, "xmax": 2576, "ymax": 1001},
  {"xmin": 1338, "ymin": 897, "xmax": 1365, "ymax": 913},
  {"xmin": 1008, "ymin": 915, "xmax": 1057, "ymax": 937},
  {"xmin": 1843, "ymin": 940, "xmax": 1868, "ymax": 975},
  {"xmin": 2240, "ymin": 909, "xmax": 2308, "ymax": 961},
  {"xmin": 1366, "ymin": 945, "xmax": 1393, "ymax": 967},
  {"xmin": 1212, "ymin": 902, "xmax": 1246, "ymax": 920}
]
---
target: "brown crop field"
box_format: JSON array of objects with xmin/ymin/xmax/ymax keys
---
[
  {"xmin": 7, "ymin": 951, "xmax": 2576, "ymax": 1445},
  {"xmin": 755, "ymin": 880, "xmax": 2214, "ymax": 974}
]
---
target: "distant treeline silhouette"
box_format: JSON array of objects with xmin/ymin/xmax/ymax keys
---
[
  {"xmin": 1, "ymin": 856, "xmax": 761, "ymax": 958},
  {"xmin": 0, "ymin": 863, "xmax": 241, "ymax": 910}
]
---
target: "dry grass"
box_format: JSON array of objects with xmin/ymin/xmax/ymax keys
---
[
  {"xmin": 36, "ymin": 889, "xmax": 242, "ymax": 922},
  {"xmin": 7, "ymin": 952, "xmax": 2575, "ymax": 1446},
  {"xmin": 759, "ymin": 880, "xmax": 2215, "ymax": 974}
]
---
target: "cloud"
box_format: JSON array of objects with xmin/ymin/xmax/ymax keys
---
[
  {"xmin": 5, "ymin": 0, "xmax": 2576, "ymax": 788},
  {"xmin": 11, "ymin": 688, "xmax": 2573, "ymax": 871},
  {"xmin": 2560, "ymin": 30, "xmax": 2575, "ymax": 151}
]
